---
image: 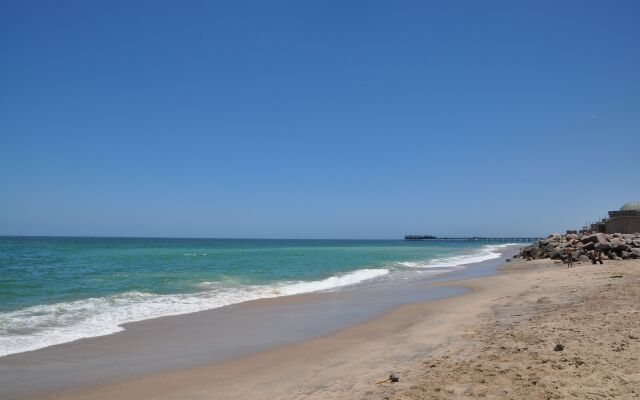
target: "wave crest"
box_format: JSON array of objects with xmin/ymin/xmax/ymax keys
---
[
  {"xmin": 397, "ymin": 243, "xmax": 516, "ymax": 269},
  {"xmin": 0, "ymin": 268, "xmax": 388, "ymax": 357}
]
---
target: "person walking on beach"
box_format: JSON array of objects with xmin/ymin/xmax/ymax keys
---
[{"xmin": 566, "ymin": 247, "xmax": 573, "ymax": 268}]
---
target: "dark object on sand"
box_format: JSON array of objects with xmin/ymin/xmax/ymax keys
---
[
  {"xmin": 536, "ymin": 296, "xmax": 551, "ymax": 304},
  {"xmin": 376, "ymin": 373, "xmax": 400, "ymax": 384},
  {"xmin": 553, "ymin": 343, "xmax": 564, "ymax": 352},
  {"xmin": 610, "ymin": 275, "xmax": 623, "ymax": 278},
  {"xmin": 591, "ymin": 249, "xmax": 604, "ymax": 265}
]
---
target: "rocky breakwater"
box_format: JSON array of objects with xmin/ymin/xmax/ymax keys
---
[{"xmin": 517, "ymin": 233, "xmax": 640, "ymax": 262}]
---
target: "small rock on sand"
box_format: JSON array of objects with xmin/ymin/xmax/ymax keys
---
[{"xmin": 536, "ymin": 297, "xmax": 551, "ymax": 304}]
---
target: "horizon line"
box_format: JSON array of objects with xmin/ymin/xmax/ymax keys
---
[{"xmin": 0, "ymin": 234, "xmax": 543, "ymax": 241}]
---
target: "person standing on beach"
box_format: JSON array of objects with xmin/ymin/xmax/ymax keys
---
[{"xmin": 566, "ymin": 247, "xmax": 573, "ymax": 268}]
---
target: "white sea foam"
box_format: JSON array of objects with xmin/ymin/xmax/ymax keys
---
[
  {"xmin": 0, "ymin": 268, "xmax": 389, "ymax": 357},
  {"xmin": 274, "ymin": 268, "xmax": 389, "ymax": 295},
  {"xmin": 397, "ymin": 243, "xmax": 517, "ymax": 269},
  {"xmin": 0, "ymin": 244, "xmax": 520, "ymax": 358}
]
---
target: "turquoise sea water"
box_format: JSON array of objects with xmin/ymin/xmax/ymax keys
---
[{"xmin": 0, "ymin": 237, "xmax": 511, "ymax": 356}]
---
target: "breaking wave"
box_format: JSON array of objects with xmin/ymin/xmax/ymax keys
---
[
  {"xmin": 0, "ymin": 268, "xmax": 389, "ymax": 357},
  {"xmin": 0, "ymin": 243, "xmax": 517, "ymax": 357}
]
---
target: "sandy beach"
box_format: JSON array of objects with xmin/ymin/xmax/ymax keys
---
[
  {"xmin": 4, "ymin": 1, "xmax": 638, "ymax": 398},
  {"xmin": 385, "ymin": 258, "xmax": 640, "ymax": 400},
  {"xmin": 3, "ymin": 255, "xmax": 636, "ymax": 399}
]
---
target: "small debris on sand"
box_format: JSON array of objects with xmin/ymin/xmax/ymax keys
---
[{"xmin": 376, "ymin": 373, "xmax": 400, "ymax": 384}]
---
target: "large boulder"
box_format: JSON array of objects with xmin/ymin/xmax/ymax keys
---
[
  {"xmin": 539, "ymin": 236, "xmax": 560, "ymax": 246},
  {"xmin": 550, "ymin": 250, "xmax": 563, "ymax": 260},
  {"xmin": 610, "ymin": 239, "xmax": 631, "ymax": 252},
  {"xmin": 595, "ymin": 242, "xmax": 612, "ymax": 252},
  {"xmin": 579, "ymin": 241, "xmax": 596, "ymax": 251},
  {"xmin": 580, "ymin": 234, "xmax": 608, "ymax": 245}
]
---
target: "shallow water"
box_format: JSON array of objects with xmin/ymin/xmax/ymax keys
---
[{"xmin": 0, "ymin": 237, "xmax": 517, "ymax": 356}]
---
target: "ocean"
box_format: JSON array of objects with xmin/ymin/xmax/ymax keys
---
[{"xmin": 0, "ymin": 237, "xmax": 514, "ymax": 357}]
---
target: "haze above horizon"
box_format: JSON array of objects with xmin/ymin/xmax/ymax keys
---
[{"xmin": 1, "ymin": 1, "xmax": 639, "ymax": 239}]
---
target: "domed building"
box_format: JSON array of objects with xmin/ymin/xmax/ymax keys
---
[
  {"xmin": 619, "ymin": 202, "xmax": 640, "ymax": 212},
  {"xmin": 591, "ymin": 202, "xmax": 640, "ymax": 234}
]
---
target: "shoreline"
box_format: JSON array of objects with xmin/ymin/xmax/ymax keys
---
[
  {"xmin": 5, "ymin": 252, "xmax": 640, "ymax": 399},
  {"xmin": 0, "ymin": 247, "xmax": 519, "ymax": 399},
  {"xmin": 27, "ymin": 256, "xmax": 639, "ymax": 400},
  {"xmin": 0, "ymin": 240, "xmax": 509, "ymax": 358},
  {"xmin": 35, "ymin": 255, "xmax": 527, "ymax": 400}
]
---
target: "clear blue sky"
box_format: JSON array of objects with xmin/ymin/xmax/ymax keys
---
[{"xmin": 1, "ymin": 1, "xmax": 639, "ymax": 238}]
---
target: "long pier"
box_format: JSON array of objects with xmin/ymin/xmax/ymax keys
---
[{"xmin": 404, "ymin": 235, "xmax": 540, "ymax": 243}]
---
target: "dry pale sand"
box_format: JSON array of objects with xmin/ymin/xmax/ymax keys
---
[
  {"xmin": 41, "ymin": 258, "xmax": 640, "ymax": 400},
  {"xmin": 380, "ymin": 259, "xmax": 640, "ymax": 400}
]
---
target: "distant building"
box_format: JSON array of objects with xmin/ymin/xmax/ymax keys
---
[{"xmin": 591, "ymin": 202, "xmax": 640, "ymax": 234}]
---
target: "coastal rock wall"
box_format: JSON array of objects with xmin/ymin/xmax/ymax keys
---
[{"xmin": 517, "ymin": 233, "xmax": 640, "ymax": 262}]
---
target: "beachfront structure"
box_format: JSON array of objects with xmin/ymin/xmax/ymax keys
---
[{"xmin": 591, "ymin": 202, "xmax": 640, "ymax": 234}]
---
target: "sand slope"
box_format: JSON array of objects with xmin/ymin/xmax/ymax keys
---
[
  {"xmin": 378, "ymin": 260, "xmax": 640, "ymax": 399},
  {"xmin": 31, "ymin": 259, "xmax": 640, "ymax": 400}
]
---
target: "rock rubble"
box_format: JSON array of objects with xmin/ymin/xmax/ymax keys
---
[{"xmin": 516, "ymin": 233, "xmax": 640, "ymax": 262}]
